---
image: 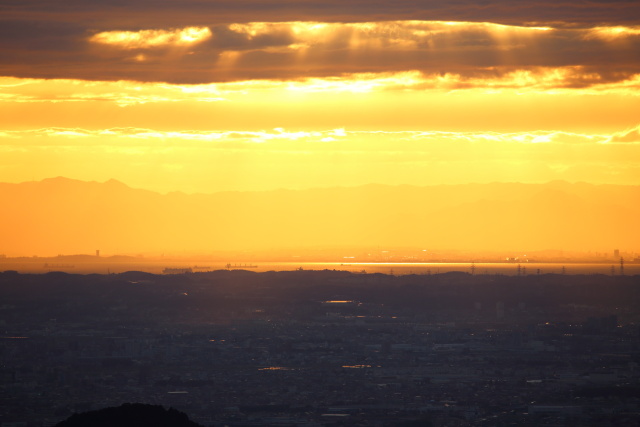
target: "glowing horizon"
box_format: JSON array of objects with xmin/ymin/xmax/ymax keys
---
[{"xmin": 1, "ymin": 10, "xmax": 639, "ymax": 254}]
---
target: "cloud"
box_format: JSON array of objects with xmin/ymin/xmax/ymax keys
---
[
  {"xmin": 3, "ymin": 1, "xmax": 640, "ymax": 28},
  {"xmin": 1, "ymin": 15, "xmax": 640, "ymax": 85},
  {"xmin": 1, "ymin": 69, "xmax": 639, "ymax": 111},
  {"xmin": 0, "ymin": 126, "xmax": 619, "ymax": 147},
  {"xmin": 2, "ymin": 125, "xmax": 638, "ymax": 191},
  {"xmin": 0, "ymin": 77, "xmax": 227, "ymax": 106},
  {"xmin": 584, "ymin": 26, "xmax": 640, "ymax": 41},
  {"xmin": 90, "ymin": 27, "xmax": 212, "ymax": 49},
  {"xmin": 608, "ymin": 125, "xmax": 640, "ymax": 143}
]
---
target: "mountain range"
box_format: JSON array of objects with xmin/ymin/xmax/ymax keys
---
[{"xmin": 1, "ymin": 177, "xmax": 638, "ymax": 256}]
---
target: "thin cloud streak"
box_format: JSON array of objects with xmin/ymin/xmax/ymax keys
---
[
  {"xmin": 1, "ymin": 70, "xmax": 640, "ymax": 107},
  {"xmin": 0, "ymin": 126, "xmax": 632, "ymax": 146},
  {"xmin": 1, "ymin": 75, "xmax": 638, "ymax": 135},
  {"xmin": 1, "ymin": 126, "xmax": 638, "ymax": 192}
]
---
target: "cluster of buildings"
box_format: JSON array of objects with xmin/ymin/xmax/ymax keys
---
[{"xmin": 0, "ymin": 270, "xmax": 639, "ymax": 426}]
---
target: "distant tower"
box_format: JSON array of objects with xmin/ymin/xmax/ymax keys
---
[
  {"xmin": 470, "ymin": 263, "xmax": 475, "ymax": 275},
  {"xmin": 614, "ymin": 249, "xmax": 620, "ymax": 259},
  {"xmin": 96, "ymin": 249, "xmax": 100, "ymax": 257},
  {"xmin": 620, "ymin": 257, "xmax": 624, "ymax": 276}
]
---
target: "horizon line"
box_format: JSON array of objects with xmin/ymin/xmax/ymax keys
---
[{"xmin": 2, "ymin": 176, "xmax": 634, "ymax": 196}]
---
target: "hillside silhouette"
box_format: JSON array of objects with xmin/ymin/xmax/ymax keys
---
[
  {"xmin": 54, "ymin": 403, "xmax": 203, "ymax": 427},
  {"xmin": 1, "ymin": 178, "xmax": 638, "ymax": 255}
]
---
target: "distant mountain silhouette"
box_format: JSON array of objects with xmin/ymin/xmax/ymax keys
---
[
  {"xmin": 1, "ymin": 178, "xmax": 638, "ymax": 254},
  {"xmin": 54, "ymin": 403, "xmax": 203, "ymax": 427}
]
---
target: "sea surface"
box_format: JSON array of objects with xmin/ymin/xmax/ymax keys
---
[{"xmin": 1, "ymin": 260, "xmax": 637, "ymax": 276}]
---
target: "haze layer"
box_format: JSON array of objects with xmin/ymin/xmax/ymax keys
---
[{"xmin": 1, "ymin": 178, "xmax": 638, "ymax": 256}]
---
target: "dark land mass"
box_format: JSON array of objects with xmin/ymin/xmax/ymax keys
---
[
  {"xmin": 1, "ymin": 269, "xmax": 639, "ymax": 426},
  {"xmin": 54, "ymin": 403, "xmax": 203, "ymax": 427}
]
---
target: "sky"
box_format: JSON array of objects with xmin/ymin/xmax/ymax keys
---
[{"xmin": 1, "ymin": 0, "xmax": 640, "ymax": 193}]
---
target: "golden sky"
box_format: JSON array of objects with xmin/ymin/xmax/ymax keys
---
[
  {"xmin": 0, "ymin": 1, "xmax": 639, "ymax": 255},
  {"xmin": 1, "ymin": 4, "xmax": 640, "ymax": 192}
]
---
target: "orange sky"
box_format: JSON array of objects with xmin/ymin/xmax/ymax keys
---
[
  {"xmin": 0, "ymin": 4, "xmax": 639, "ymax": 255},
  {"xmin": 1, "ymin": 19, "xmax": 639, "ymax": 193}
]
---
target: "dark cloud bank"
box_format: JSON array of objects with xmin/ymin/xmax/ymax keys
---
[{"xmin": 1, "ymin": 0, "xmax": 639, "ymax": 83}]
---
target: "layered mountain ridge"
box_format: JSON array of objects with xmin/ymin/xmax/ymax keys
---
[{"xmin": 1, "ymin": 177, "xmax": 638, "ymax": 255}]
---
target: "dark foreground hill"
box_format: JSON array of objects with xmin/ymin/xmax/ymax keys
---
[{"xmin": 54, "ymin": 403, "xmax": 203, "ymax": 427}]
